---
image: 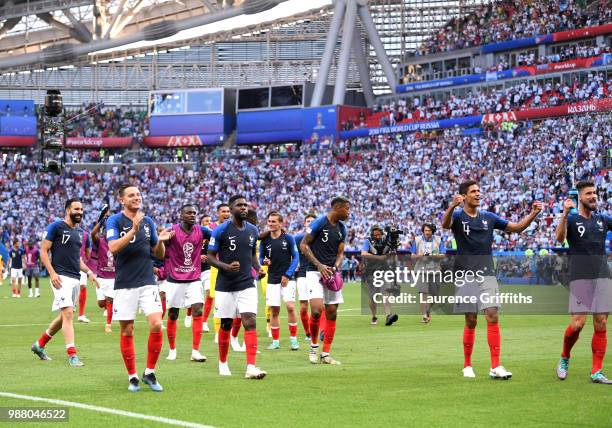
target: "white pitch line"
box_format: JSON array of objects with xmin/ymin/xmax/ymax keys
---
[{"xmin": 0, "ymin": 392, "xmax": 214, "ymax": 428}]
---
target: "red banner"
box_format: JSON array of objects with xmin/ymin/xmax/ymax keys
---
[
  {"xmin": 0, "ymin": 136, "xmax": 36, "ymax": 147},
  {"xmin": 143, "ymin": 135, "xmax": 204, "ymax": 147},
  {"xmin": 553, "ymin": 23, "xmax": 612, "ymax": 43},
  {"xmin": 515, "ymin": 98, "xmax": 612, "ymax": 121},
  {"xmin": 65, "ymin": 137, "xmax": 132, "ymax": 148},
  {"xmin": 535, "ymin": 56, "xmax": 600, "ymax": 74},
  {"xmin": 481, "ymin": 111, "xmax": 518, "ymax": 124}
]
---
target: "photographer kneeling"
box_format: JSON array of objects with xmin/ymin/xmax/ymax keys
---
[{"xmin": 361, "ymin": 226, "xmax": 399, "ymax": 326}]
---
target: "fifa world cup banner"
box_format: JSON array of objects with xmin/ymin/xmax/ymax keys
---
[
  {"xmin": 0, "ymin": 136, "xmax": 37, "ymax": 147},
  {"xmin": 514, "ymin": 98, "xmax": 612, "ymax": 121},
  {"xmin": 302, "ymin": 106, "xmax": 338, "ymax": 146},
  {"xmin": 143, "ymin": 135, "xmax": 223, "ymax": 147},
  {"xmin": 65, "ymin": 137, "xmax": 133, "ymax": 148}
]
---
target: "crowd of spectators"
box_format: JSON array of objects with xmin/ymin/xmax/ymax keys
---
[
  {"xmin": 64, "ymin": 104, "xmax": 148, "ymax": 138},
  {"xmin": 417, "ymin": 0, "xmax": 611, "ymax": 56},
  {"xmin": 371, "ymin": 72, "xmax": 610, "ymax": 127},
  {"xmin": 1, "ymin": 113, "xmax": 609, "ymax": 255}
]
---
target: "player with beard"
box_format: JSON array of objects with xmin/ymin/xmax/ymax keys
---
[
  {"xmin": 165, "ymin": 204, "xmax": 211, "ymax": 363},
  {"xmin": 300, "ymin": 196, "xmax": 350, "ymax": 365},
  {"xmin": 555, "ymin": 180, "xmax": 612, "ymax": 383},
  {"xmin": 31, "ymin": 198, "xmax": 98, "ymax": 366},
  {"xmin": 106, "ymin": 185, "xmax": 173, "ymax": 392},
  {"xmin": 442, "ymin": 180, "xmax": 542, "ymax": 379},
  {"xmin": 206, "ymin": 203, "xmax": 231, "ymax": 341},
  {"xmin": 208, "ymin": 195, "xmax": 267, "ymax": 379}
]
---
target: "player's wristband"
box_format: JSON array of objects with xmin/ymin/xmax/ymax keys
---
[{"xmin": 86, "ymin": 270, "xmax": 93, "ymax": 276}]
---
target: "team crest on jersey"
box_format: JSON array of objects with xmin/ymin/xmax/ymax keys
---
[
  {"xmin": 249, "ymin": 235, "xmax": 254, "ymax": 246},
  {"xmin": 143, "ymin": 224, "xmax": 151, "ymax": 238},
  {"xmin": 183, "ymin": 242, "xmax": 195, "ymax": 266},
  {"xmin": 482, "ymin": 219, "xmax": 488, "ymax": 228},
  {"xmin": 282, "ymin": 240, "xmax": 287, "ymax": 249},
  {"xmin": 597, "ymin": 219, "xmax": 604, "ymax": 231}
]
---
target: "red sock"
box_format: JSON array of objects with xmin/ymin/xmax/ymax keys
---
[
  {"xmin": 320, "ymin": 310, "xmax": 326, "ymax": 333},
  {"xmin": 120, "ymin": 335, "xmax": 136, "ymax": 375},
  {"xmin": 66, "ymin": 344, "xmax": 77, "ymax": 357},
  {"xmin": 592, "ymin": 329, "xmax": 607, "ymax": 374},
  {"xmin": 161, "ymin": 298, "xmax": 167, "ymax": 319},
  {"xmin": 166, "ymin": 319, "xmax": 177, "ymax": 350},
  {"xmin": 289, "ymin": 323, "xmax": 298, "ymax": 338},
  {"xmin": 487, "ymin": 322, "xmax": 501, "ymax": 368},
  {"xmin": 218, "ymin": 329, "xmax": 231, "ymax": 363},
  {"xmin": 12, "ymin": 287, "xmax": 15, "ymax": 295},
  {"xmin": 244, "ymin": 330, "xmax": 257, "ymax": 366},
  {"xmin": 300, "ymin": 308, "xmax": 310, "ymax": 336},
  {"xmin": 105, "ymin": 301, "xmax": 113, "ymax": 325},
  {"xmin": 203, "ymin": 296, "xmax": 213, "ymax": 322},
  {"xmin": 231, "ymin": 317, "xmax": 242, "ymax": 337},
  {"xmin": 322, "ymin": 319, "xmax": 336, "ymax": 353},
  {"xmin": 561, "ymin": 324, "xmax": 581, "ymax": 358},
  {"xmin": 192, "ymin": 315, "xmax": 203, "ymax": 351},
  {"xmin": 309, "ymin": 315, "xmax": 321, "ymax": 345},
  {"xmin": 146, "ymin": 331, "xmax": 163, "ymax": 370},
  {"xmin": 78, "ymin": 287, "xmax": 87, "ymax": 317},
  {"xmin": 463, "ymin": 326, "xmax": 475, "ymax": 368},
  {"xmin": 187, "ymin": 307, "xmax": 192, "ymax": 317},
  {"xmin": 271, "ymin": 326, "xmax": 280, "ymax": 341},
  {"xmin": 37, "ymin": 331, "xmax": 52, "ymax": 348}
]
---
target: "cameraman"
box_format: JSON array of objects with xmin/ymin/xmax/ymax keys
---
[
  {"xmin": 411, "ymin": 223, "xmax": 445, "ymax": 324},
  {"xmin": 361, "ymin": 226, "xmax": 399, "ymax": 326}
]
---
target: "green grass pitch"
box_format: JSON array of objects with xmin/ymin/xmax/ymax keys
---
[{"xmin": 0, "ymin": 278, "xmax": 611, "ymax": 427}]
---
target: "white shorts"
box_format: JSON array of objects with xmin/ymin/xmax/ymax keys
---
[
  {"xmin": 95, "ymin": 277, "xmax": 116, "ymax": 300},
  {"xmin": 214, "ymin": 287, "xmax": 258, "ymax": 318},
  {"xmin": 51, "ymin": 275, "xmax": 80, "ymax": 312},
  {"xmin": 306, "ymin": 271, "xmax": 344, "ymax": 305},
  {"xmin": 79, "ymin": 271, "xmax": 87, "ymax": 286},
  {"xmin": 10, "ymin": 268, "xmax": 23, "ymax": 279},
  {"xmin": 158, "ymin": 280, "xmax": 168, "ymax": 294},
  {"xmin": 266, "ymin": 281, "xmax": 296, "ymax": 307},
  {"xmin": 201, "ymin": 270, "xmax": 211, "ymax": 291},
  {"xmin": 166, "ymin": 280, "xmax": 204, "ymax": 309},
  {"xmin": 296, "ymin": 276, "xmax": 309, "ymax": 301},
  {"xmin": 113, "ymin": 285, "xmax": 163, "ymax": 321},
  {"xmin": 569, "ymin": 278, "xmax": 612, "ymax": 314}
]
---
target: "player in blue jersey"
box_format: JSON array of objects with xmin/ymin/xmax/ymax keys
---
[
  {"xmin": 300, "ymin": 196, "xmax": 350, "ymax": 365},
  {"xmin": 8, "ymin": 239, "xmax": 25, "ymax": 297},
  {"xmin": 260, "ymin": 211, "xmax": 300, "ymax": 350},
  {"xmin": 294, "ymin": 213, "xmax": 317, "ymax": 341},
  {"xmin": 106, "ymin": 184, "xmax": 173, "ymax": 392},
  {"xmin": 442, "ymin": 180, "xmax": 542, "ymax": 379},
  {"xmin": 207, "ymin": 194, "xmax": 267, "ymax": 379},
  {"xmin": 31, "ymin": 198, "xmax": 98, "ymax": 367},
  {"xmin": 554, "ymin": 180, "xmax": 612, "ymax": 384}
]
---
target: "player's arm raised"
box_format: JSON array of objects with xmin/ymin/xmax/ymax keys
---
[
  {"xmin": 108, "ymin": 212, "xmax": 144, "ymax": 255},
  {"xmin": 442, "ymin": 195, "xmax": 464, "ymax": 229},
  {"xmin": 555, "ymin": 199, "xmax": 575, "ymax": 243},
  {"xmin": 505, "ymin": 201, "xmax": 543, "ymax": 233},
  {"xmin": 152, "ymin": 227, "xmax": 173, "ymax": 259},
  {"xmin": 90, "ymin": 221, "xmax": 102, "ymax": 245}
]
